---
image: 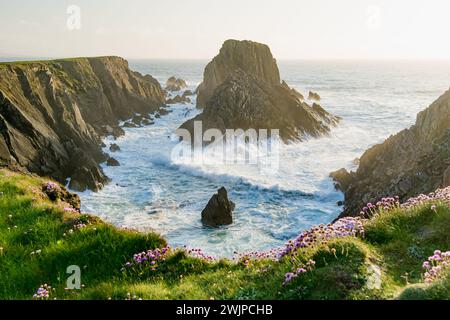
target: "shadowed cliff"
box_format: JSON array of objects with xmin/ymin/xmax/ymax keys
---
[
  {"xmin": 0, "ymin": 56, "xmax": 165, "ymax": 191},
  {"xmin": 331, "ymin": 88, "xmax": 450, "ymax": 218}
]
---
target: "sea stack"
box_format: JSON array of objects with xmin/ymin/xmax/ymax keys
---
[
  {"xmin": 201, "ymin": 187, "xmax": 235, "ymax": 227},
  {"xmin": 180, "ymin": 39, "xmax": 340, "ymax": 142},
  {"xmin": 331, "ymin": 88, "xmax": 450, "ymax": 218}
]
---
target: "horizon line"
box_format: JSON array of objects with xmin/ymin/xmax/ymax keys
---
[{"xmin": 2, "ymin": 55, "xmax": 450, "ymax": 63}]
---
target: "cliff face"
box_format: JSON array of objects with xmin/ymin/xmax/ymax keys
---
[
  {"xmin": 182, "ymin": 40, "xmax": 339, "ymax": 142},
  {"xmin": 0, "ymin": 56, "xmax": 165, "ymax": 191},
  {"xmin": 196, "ymin": 39, "xmax": 281, "ymax": 107},
  {"xmin": 331, "ymin": 88, "xmax": 450, "ymax": 218}
]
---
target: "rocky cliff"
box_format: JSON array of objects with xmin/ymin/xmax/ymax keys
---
[
  {"xmin": 0, "ymin": 56, "xmax": 165, "ymax": 191},
  {"xmin": 331, "ymin": 88, "xmax": 450, "ymax": 218},
  {"xmin": 182, "ymin": 40, "xmax": 339, "ymax": 142}
]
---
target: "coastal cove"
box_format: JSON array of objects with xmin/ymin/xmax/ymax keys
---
[{"xmin": 78, "ymin": 59, "xmax": 450, "ymax": 257}]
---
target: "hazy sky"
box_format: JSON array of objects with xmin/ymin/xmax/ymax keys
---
[{"xmin": 1, "ymin": 0, "xmax": 449, "ymax": 60}]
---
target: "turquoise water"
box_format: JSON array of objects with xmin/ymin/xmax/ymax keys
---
[{"xmin": 79, "ymin": 59, "xmax": 450, "ymax": 257}]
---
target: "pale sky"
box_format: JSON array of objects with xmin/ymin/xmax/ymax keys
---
[{"xmin": 1, "ymin": 0, "xmax": 449, "ymax": 60}]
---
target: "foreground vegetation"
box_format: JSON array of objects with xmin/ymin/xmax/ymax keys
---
[{"xmin": 0, "ymin": 168, "xmax": 448, "ymax": 300}]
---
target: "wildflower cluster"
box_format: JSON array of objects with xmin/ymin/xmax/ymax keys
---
[
  {"xmin": 401, "ymin": 187, "xmax": 450, "ymax": 209},
  {"xmin": 234, "ymin": 248, "xmax": 281, "ymax": 266},
  {"xmin": 422, "ymin": 250, "xmax": 450, "ymax": 283},
  {"xmin": 32, "ymin": 284, "xmax": 51, "ymax": 300},
  {"xmin": 125, "ymin": 246, "xmax": 171, "ymax": 271},
  {"xmin": 283, "ymin": 259, "xmax": 316, "ymax": 285},
  {"xmin": 279, "ymin": 217, "xmax": 364, "ymax": 258},
  {"xmin": 43, "ymin": 182, "xmax": 59, "ymax": 193},
  {"xmin": 361, "ymin": 196, "xmax": 399, "ymax": 215},
  {"xmin": 359, "ymin": 187, "xmax": 450, "ymax": 217},
  {"xmin": 184, "ymin": 247, "xmax": 215, "ymax": 262}
]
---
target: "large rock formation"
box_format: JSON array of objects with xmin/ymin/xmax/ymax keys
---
[
  {"xmin": 0, "ymin": 56, "xmax": 165, "ymax": 191},
  {"xmin": 196, "ymin": 40, "xmax": 281, "ymax": 107},
  {"xmin": 201, "ymin": 187, "xmax": 235, "ymax": 227},
  {"xmin": 181, "ymin": 40, "xmax": 339, "ymax": 142},
  {"xmin": 165, "ymin": 76, "xmax": 187, "ymax": 92},
  {"xmin": 331, "ymin": 88, "xmax": 450, "ymax": 218}
]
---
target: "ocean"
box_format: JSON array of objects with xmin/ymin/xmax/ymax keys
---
[{"xmin": 76, "ymin": 59, "xmax": 450, "ymax": 257}]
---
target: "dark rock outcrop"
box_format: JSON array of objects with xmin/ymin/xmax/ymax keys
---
[
  {"xmin": 181, "ymin": 40, "xmax": 339, "ymax": 142},
  {"xmin": 331, "ymin": 88, "xmax": 450, "ymax": 218},
  {"xmin": 165, "ymin": 76, "xmax": 187, "ymax": 91},
  {"xmin": 201, "ymin": 187, "xmax": 235, "ymax": 227},
  {"xmin": 106, "ymin": 157, "xmax": 120, "ymax": 166},
  {"xmin": 42, "ymin": 181, "xmax": 81, "ymax": 210},
  {"xmin": 0, "ymin": 56, "xmax": 165, "ymax": 191},
  {"xmin": 308, "ymin": 91, "xmax": 321, "ymax": 101},
  {"xmin": 109, "ymin": 143, "xmax": 120, "ymax": 152},
  {"xmin": 166, "ymin": 95, "xmax": 190, "ymax": 104},
  {"xmin": 181, "ymin": 71, "xmax": 339, "ymax": 142}
]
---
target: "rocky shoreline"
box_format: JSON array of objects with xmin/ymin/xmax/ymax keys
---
[
  {"xmin": 0, "ymin": 56, "xmax": 166, "ymax": 192},
  {"xmin": 331, "ymin": 88, "xmax": 450, "ymax": 218}
]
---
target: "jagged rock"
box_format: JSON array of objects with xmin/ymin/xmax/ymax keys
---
[
  {"xmin": 181, "ymin": 70, "xmax": 339, "ymax": 142},
  {"xmin": 308, "ymin": 91, "xmax": 321, "ymax": 101},
  {"xmin": 330, "ymin": 168, "xmax": 354, "ymax": 192},
  {"xmin": 42, "ymin": 182, "xmax": 81, "ymax": 210},
  {"xmin": 201, "ymin": 187, "xmax": 235, "ymax": 227},
  {"xmin": 106, "ymin": 157, "xmax": 120, "ymax": 166},
  {"xmin": 100, "ymin": 125, "xmax": 125, "ymax": 139},
  {"xmin": 166, "ymin": 94, "xmax": 191, "ymax": 104},
  {"xmin": 181, "ymin": 40, "xmax": 338, "ymax": 142},
  {"xmin": 122, "ymin": 121, "xmax": 139, "ymax": 128},
  {"xmin": 165, "ymin": 76, "xmax": 187, "ymax": 91},
  {"xmin": 141, "ymin": 119, "xmax": 154, "ymax": 126},
  {"xmin": 0, "ymin": 57, "xmax": 165, "ymax": 191},
  {"xmin": 443, "ymin": 166, "xmax": 450, "ymax": 186},
  {"xmin": 132, "ymin": 115, "xmax": 143, "ymax": 126},
  {"xmin": 182, "ymin": 90, "xmax": 193, "ymax": 97},
  {"xmin": 159, "ymin": 108, "xmax": 171, "ymax": 116},
  {"xmin": 109, "ymin": 143, "xmax": 120, "ymax": 152},
  {"xmin": 281, "ymin": 80, "xmax": 304, "ymax": 101},
  {"xmin": 331, "ymin": 89, "xmax": 450, "ymax": 218},
  {"xmin": 68, "ymin": 159, "xmax": 109, "ymax": 192},
  {"xmin": 196, "ymin": 40, "xmax": 281, "ymax": 107}
]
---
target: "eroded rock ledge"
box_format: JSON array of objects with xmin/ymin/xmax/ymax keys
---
[
  {"xmin": 331, "ymin": 88, "xmax": 450, "ymax": 218},
  {"xmin": 0, "ymin": 56, "xmax": 166, "ymax": 191}
]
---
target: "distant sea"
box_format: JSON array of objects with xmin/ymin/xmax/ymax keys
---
[{"xmin": 3, "ymin": 57, "xmax": 450, "ymax": 257}]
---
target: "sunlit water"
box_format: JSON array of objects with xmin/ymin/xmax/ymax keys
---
[{"xmin": 79, "ymin": 59, "xmax": 450, "ymax": 257}]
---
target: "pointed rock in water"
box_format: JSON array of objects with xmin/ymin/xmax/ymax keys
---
[
  {"xmin": 106, "ymin": 157, "xmax": 120, "ymax": 167},
  {"xmin": 109, "ymin": 143, "xmax": 120, "ymax": 152},
  {"xmin": 308, "ymin": 91, "xmax": 321, "ymax": 101},
  {"xmin": 165, "ymin": 76, "xmax": 187, "ymax": 91},
  {"xmin": 201, "ymin": 187, "xmax": 235, "ymax": 227}
]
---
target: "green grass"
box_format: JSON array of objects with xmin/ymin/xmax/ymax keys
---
[{"xmin": 0, "ymin": 168, "xmax": 448, "ymax": 300}]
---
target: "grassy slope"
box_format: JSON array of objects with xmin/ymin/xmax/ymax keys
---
[{"xmin": 0, "ymin": 169, "xmax": 448, "ymax": 300}]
